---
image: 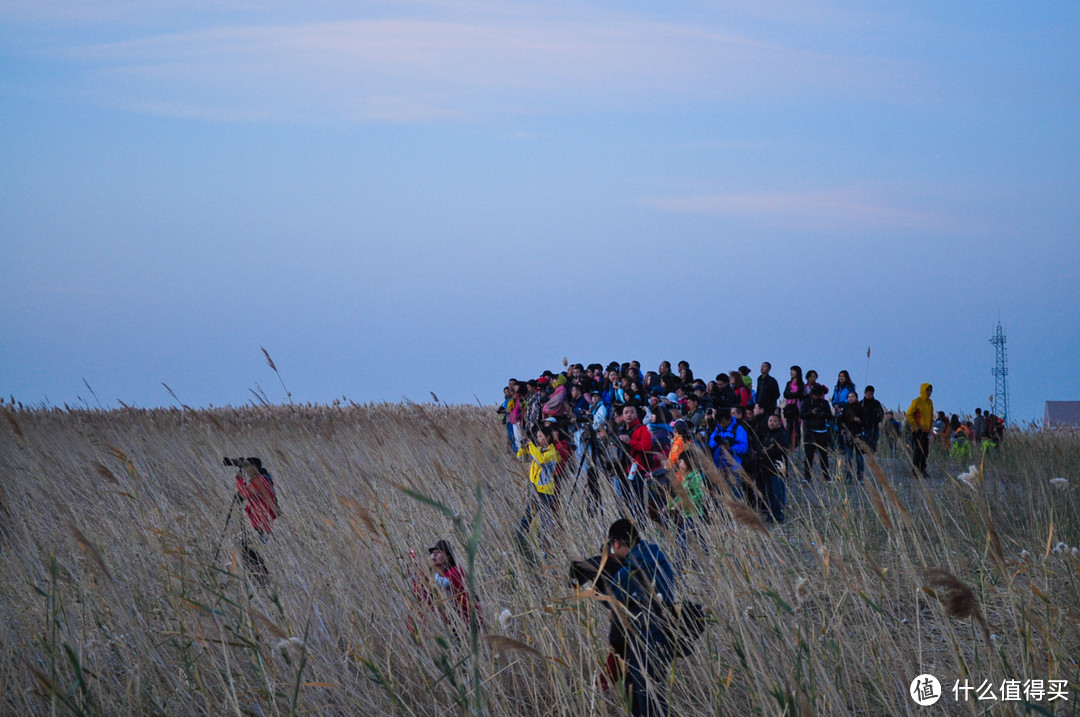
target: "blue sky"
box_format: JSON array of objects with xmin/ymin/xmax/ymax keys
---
[{"xmin": 2, "ymin": 0, "xmax": 1078, "ymax": 422}]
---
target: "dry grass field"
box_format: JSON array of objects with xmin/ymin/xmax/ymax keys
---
[{"xmin": 1, "ymin": 402, "xmax": 1077, "ymax": 715}]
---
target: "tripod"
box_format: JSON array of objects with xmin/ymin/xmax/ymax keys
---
[{"xmin": 211, "ymin": 493, "xmax": 242, "ymax": 566}]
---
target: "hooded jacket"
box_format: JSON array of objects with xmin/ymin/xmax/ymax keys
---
[
  {"xmin": 517, "ymin": 442, "xmax": 560, "ymax": 495},
  {"xmin": 906, "ymin": 383, "xmax": 934, "ymax": 432}
]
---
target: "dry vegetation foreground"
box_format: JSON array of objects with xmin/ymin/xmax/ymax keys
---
[{"xmin": 1, "ymin": 403, "xmax": 1078, "ymax": 716}]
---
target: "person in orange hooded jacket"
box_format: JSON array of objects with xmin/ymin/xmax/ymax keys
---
[{"xmin": 906, "ymin": 383, "xmax": 934, "ymax": 477}]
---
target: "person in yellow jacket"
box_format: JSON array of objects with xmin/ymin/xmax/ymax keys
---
[
  {"xmin": 516, "ymin": 424, "xmax": 561, "ymax": 559},
  {"xmin": 906, "ymin": 383, "xmax": 934, "ymax": 477}
]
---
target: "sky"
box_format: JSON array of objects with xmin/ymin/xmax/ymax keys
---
[{"xmin": 2, "ymin": 0, "xmax": 1078, "ymax": 423}]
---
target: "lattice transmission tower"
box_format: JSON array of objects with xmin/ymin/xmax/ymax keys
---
[{"xmin": 990, "ymin": 320, "xmax": 1009, "ymax": 423}]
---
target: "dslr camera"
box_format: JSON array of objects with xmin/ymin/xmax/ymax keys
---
[
  {"xmin": 569, "ymin": 554, "xmax": 624, "ymax": 594},
  {"xmin": 223, "ymin": 456, "xmax": 263, "ymax": 470}
]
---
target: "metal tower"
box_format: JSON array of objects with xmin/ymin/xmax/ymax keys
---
[{"xmin": 990, "ymin": 320, "xmax": 1009, "ymax": 424}]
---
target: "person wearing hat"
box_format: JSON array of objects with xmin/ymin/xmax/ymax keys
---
[
  {"xmin": 606, "ymin": 518, "xmax": 678, "ymax": 716},
  {"xmin": 425, "ymin": 539, "xmax": 482, "ymax": 628}
]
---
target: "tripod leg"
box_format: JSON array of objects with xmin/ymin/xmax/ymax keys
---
[
  {"xmin": 241, "ymin": 533, "xmax": 270, "ymax": 587},
  {"xmin": 211, "ymin": 496, "xmax": 239, "ymax": 565}
]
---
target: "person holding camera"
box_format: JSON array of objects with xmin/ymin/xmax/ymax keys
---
[
  {"xmin": 606, "ymin": 518, "xmax": 679, "ymax": 717},
  {"xmin": 838, "ymin": 391, "xmax": 867, "ymax": 482},
  {"xmin": 227, "ymin": 457, "xmax": 277, "ymax": 537},
  {"xmin": 708, "ymin": 409, "xmax": 748, "ymax": 498},
  {"xmin": 618, "ymin": 405, "xmax": 655, "ymax": 518},
  {"xmin": 800, "ymin": 384, "xmax": 834, "ymax": 483},
  {"xmin": 427, "ymin": 539, "xmax": 482, "ymax": 629},
  {"xmin": 221, "ymin": 457, "xmax": 278, "ymax": 585},
  {"xmin": 515, "ymin": 424, "xmax": 561, "ymax": 558}
]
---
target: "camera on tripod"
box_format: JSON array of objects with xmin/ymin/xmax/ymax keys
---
[{"xmin": 223, "ymin": 456, "xmax": 263, "ymax": 470}]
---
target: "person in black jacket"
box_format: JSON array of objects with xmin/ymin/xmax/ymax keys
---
[
  {"xmin": 800, "ymin": 384, "xmax": 833, "ymax": 483},
  {"xmin": 756, "ymin": 362, "xmax": 781, "ymax": 412},
  {"xmin": 710, "ymin": 374, "xmax": 737, "ymax": 411},
  {"xmin": 860, "ymin": 386, "xmax": 885, "ymax": 455},
  {"xmin": 838, "ymin": 392, "xmax": 866, "ymax": 482},
  {"xmin": 760, "ymin": 413, "xmax": 789, "ymax": 522}
]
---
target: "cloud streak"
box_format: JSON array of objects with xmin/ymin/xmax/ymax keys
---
[
  {"xmin": 49, "ymin": 7, "xmax": 899, "ymax": 122},
  {"xmin": 640, "ymin": 190, "xmax": 947, "ymax": 233}
]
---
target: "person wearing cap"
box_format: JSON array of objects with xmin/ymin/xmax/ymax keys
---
[
  {"xmin": 423, "ymin": 539, "xmax": 482, "ymax": 628},
  {"xmin": 606, "ymin": 518, "xmax": 678, "ymax": 716}
]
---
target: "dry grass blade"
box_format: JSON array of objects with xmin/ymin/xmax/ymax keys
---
[
  {"xmin": 921, "ymin": 568, "xmax": 990, "ymax": 643},
  {"xmin": 979, "ymin": 503, "xmax": 1007, "ymax": 575},
  {"xmin": 861, "ymin": 474, "xmax": 894, "ymax": 531},
  {"xmin": 685, "ymin": 445, "xmax": 733, "ymax": 500},
  {"xmin": 864, "ymin": 451, "xmax": 908, "ymax": 518},
  {"xmin": 482, "ymin": 634, "xmax": 566, "ymax": 666},
  {"xmin": 65, "ymin": 519, "xmax": 114, "ymax": 584},
  {"xmin": 260, "ymin": 346, "xmax": 277, "ymax": 371},
  {"xmin": 161, "ymin": 382, "xmax": 190, "ymax": 410},
  {"xmin": 669, "ymin": 478, "xmax": 694, "ymax": 514},
  {"xmin": 248, "ymin": 607, "xmax": 289, "ymax": 639},
  {"xmin": 337, "ymin": 495, "xmax": 381, "ymax": 537},
  {"xmin": 482, "ymin": 634, "xmax": 544, "ymax": 658},
  {"xmin": 723, "ymin": 498, "xmax": 770, "ymax": 536},
  {"xmin": 92, "ymin": 461, "xmax": 119, "ymax": 484}
]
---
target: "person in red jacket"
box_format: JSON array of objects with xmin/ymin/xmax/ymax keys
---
[
  {"xmin": 228, "ymin": 457, "xmax": 278, "ymax": 585},
  {"xmin": 619, "ymin": 405, "xmax": 654, "ymax": 519},
  {"xmin": 236, "ymin": 461, "xmax": 277, "ymax": 535},
  {"xmin": 411, "ymin": 539, "xmax": 483, "ymax": 636}
]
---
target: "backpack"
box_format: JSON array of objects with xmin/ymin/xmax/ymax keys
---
[{"xmin": 663, "ymin": 600, "xmax": 709, "ymax": 656}]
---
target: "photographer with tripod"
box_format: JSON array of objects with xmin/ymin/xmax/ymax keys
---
[{"xmin": 216, "ymin": 457, "xmax": 278, "ymax": 586}]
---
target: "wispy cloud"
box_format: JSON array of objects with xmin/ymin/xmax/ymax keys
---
[
  {"xmin": 40, "ymin": 5, "xmax": 900, "ymax": 122},
  {"xmin": 639, "ymin": 190, "xmax": 947, "ymax": 232}
]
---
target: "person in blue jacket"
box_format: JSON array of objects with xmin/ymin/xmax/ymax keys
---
[
  {"xmin": 832, "ymin": 370, "xmax": 856, "ymax": 413},
  {"xmin": 607, "ymin": 518, "xmax": 679, "ymax": 717},
  {"xmin": 708, "ymin": 410, "xmax": 748, "ymax": 498}
]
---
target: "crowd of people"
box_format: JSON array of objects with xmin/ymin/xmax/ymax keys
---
[
  {"xmin": 486, "ymin": 360, "xmax": 1011, "ymax": 715},
  {"xmin": 497, "ymin": 360, "xmax": 1006, "ymax": 532}
]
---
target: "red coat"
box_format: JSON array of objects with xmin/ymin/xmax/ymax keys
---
[
  {"xmin": 413, "ymin": 566, "xmax": 483, "ymax": 628},
  {"xmin": 627, "ymin": 422, "xmax": 655, "ymax": 472},
  {"xmin": 237, "ymin": 472, "xmax": 277, "ymax": 534}
]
